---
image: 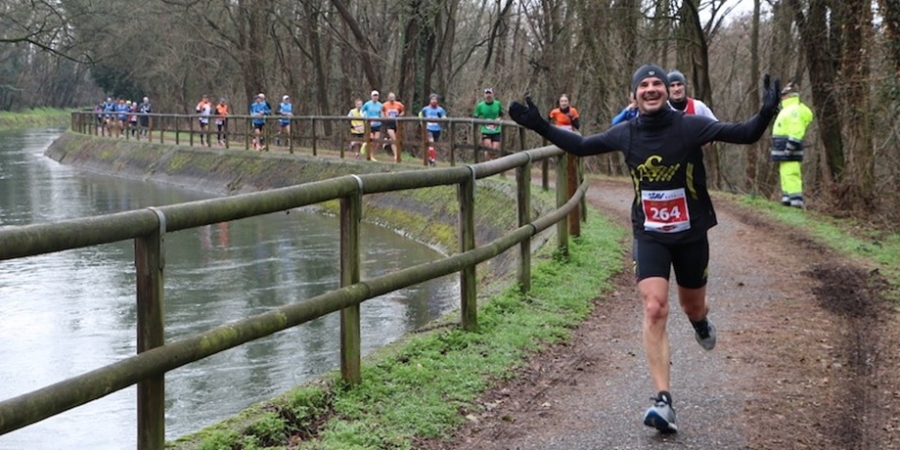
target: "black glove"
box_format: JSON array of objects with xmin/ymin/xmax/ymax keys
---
[
  {"xmin": 760, "ymin": 74, "xmax": 781, "ymax": 118},
  {"xmin": 509, "ymin": 95, "xmax": 550, "ymax": 135}
]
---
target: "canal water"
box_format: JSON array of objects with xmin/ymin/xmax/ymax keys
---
[{"xmin": 0, "ymin": 129, "xmax": 458, "ymax": 449}]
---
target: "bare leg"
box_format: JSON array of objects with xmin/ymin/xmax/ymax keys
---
[{"xmin": 639, "ymin": 276, "xmax": 671, "ymax": 393}]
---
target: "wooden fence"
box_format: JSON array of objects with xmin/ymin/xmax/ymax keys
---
[{"xmin": 71, "ymin": 111, "xmax": 543, "ymax": 167}]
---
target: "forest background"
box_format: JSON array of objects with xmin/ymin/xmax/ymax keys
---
[{"xmin": 1, "ymin": 0, "xmax": 897, "ymax": 225}]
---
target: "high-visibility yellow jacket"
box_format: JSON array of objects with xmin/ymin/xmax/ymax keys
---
[{"xmin": 771, "ymin": 96, "xmax": 814, "ymax": 162}]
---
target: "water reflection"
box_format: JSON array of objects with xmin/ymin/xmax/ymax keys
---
[{"xmin": 0, "ymin": 129, "xmax": 458, "ymax": 449}]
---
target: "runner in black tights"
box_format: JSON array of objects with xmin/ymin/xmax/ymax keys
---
[{"xmin": 509, "ymin": 64, "xmax": 781, "ymax": 434}]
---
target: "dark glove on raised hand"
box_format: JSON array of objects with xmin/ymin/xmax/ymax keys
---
[
  {"xmin": 509, "ymin": 95, "xmax": 550, "ymax": 135},
  {"xmin": 760, "ymin": 74, "xmax": 781, "ymax": 118}
]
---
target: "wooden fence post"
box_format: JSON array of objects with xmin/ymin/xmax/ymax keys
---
[
  {"xmin": 566, "ymin": 153, "xmax": 581, "ymax": 237},
  {"xmin": 517, "ymin": 156, "xmax": 532, "ymax": 293},
  {"xmin": 289, "ymin": 117, "xmax": 295, "ymax": 154},
  {"xmin": 135, "ymin": 209, "xmax": 166, "ymax": 450},
  {"xmin": 471, "ymin": 121, "xmax": 479, "ymax": 164},
  {"xmin": 339, "ymin": 185, "xmax": 362, "ymax": 384},
  {"xmin": 458, "ymin": 169, "xmax": 477, "ymax": 331},
  {"xmin": 311, "ymin": 117, "xmax": 318, "ymax": 156},
  {"xmin": 449, "ymin": 121, "xmax": 457, "ymax": 167},
  {"xmin": 556, "ymin": 155, "xmax": 569, "ymax": 255},
  {"xmin": 364, "ymin": 120, "xmax": 372, "ymax": 160},
  {"xmin": 542, "ymin": 137, "xmax": 549, "ymax": 191}
]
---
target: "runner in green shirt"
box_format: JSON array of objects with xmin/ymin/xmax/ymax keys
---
[{"xmin": 473, "ymin": 87, "xmax": 503, "ymax": 160}]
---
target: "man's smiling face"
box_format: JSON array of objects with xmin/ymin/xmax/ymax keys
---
[{"xmin": 636, "ymin": 77, "xmax": 669, "ymax": 114}]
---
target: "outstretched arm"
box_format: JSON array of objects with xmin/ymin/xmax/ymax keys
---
[
  {"xmin": 510, "ymin": 96, "xmax": 622, "ymax": 156},
  {"xmin": 691, "ymin": 74, "xmax": 781, "ymax": 147}
]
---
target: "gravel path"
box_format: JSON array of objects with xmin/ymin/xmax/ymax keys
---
[{"xmin": 419, "ymin": 177, "xmax": 900, "ymax": 450}]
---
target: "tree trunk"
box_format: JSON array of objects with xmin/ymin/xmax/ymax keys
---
[
  {"xmin": 840, "ymin": 0, "xmax": 875, "ymax": 209},
  {"xmin": 746, "ymin": 0, "xmax": 762, "ymax": 193},
  {"xmin": 305, "ymin": 1, "xmax": 332, "ymax": 134},
  {"xmin": 787, "ymin": 0, "xmax": 845, "ymax": 183},
  {"xmin": 330, "ymin": 0, "xmax": 381, "ymax": 89}
]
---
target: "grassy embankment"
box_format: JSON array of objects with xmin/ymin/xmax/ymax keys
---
[
  {"xmin": 727, "ymin": 193, "xmax": 900, "ymax": 300},
  {"xmin": 168, "ymin": 203, "xmax": 629, "ymax": 450},
  {"xmin": 0, "ymin": 108, "xmax": 72, "ymax": 130}
]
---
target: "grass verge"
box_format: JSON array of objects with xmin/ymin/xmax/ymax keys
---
[
  {"xmin": 170, "ymin": 207, "xmax": 628, "ymax": 450},
  {"xmin": 0, "ymin": 108, "xmax": 72, "ymax": 130},
  {"xmin": 729, "ymin": 193, "xmax": 900, "ymax": 300}
]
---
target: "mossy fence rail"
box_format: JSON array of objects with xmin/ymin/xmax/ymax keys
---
[{"xmin": 0, "ymin": 123, "xmax": 588, "ymax": 449}]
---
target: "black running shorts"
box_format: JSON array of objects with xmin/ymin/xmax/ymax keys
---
[{"xmin": 632, "ymin": 234, "xmax": 709, "ymax": 289}]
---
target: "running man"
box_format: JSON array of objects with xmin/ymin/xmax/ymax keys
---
[
  {"xmin": 196, "ymin": 95, "xmax": 212, "ymax": 146},
  {"xmin": 128, "ymin": 101, "xmax": 139, "ymax": 137},
  {"xmin": 473, "ymin": 87, "xmax": 503, "ymax": 160},
  {"xmin": 138, "ymin": 97, "xmax": 152, "ymax": 136},
  {"xmin": 277, "ymin": 95, "xmax": 293, "ymax": 146},
  {"xmin": 510, "ymin": 64, "xmax": 781, "ymax": 434},
  {"xmin": 667, "ymin": 70, "xmax": 717, "ymax": 120},
  {"xmin": 348, "ymin": 98, "xmax": 369, "ymax": 159},
  {"xmin": 382, "ymin": 92, "xmax": 405, "ymax": 161},
  {"xmin": 419, "ymin": 93, "xmax": 446, "ymax": 165},
  {"xmin": 94, "ymin": 101, "xmax": 106, "ymax": 136},
  {"xmin": 361, "ymin": 90, "xmax": 383, "ymax": 156},
  {"xmin": 215, "ymin": 98, "xmax": 229, "ymax": 146},
  {"xmin": 115, "ymin": 98, "xmax": 130, "ymax": 138},
  {"xmin": 249, "ymin": 94, "xmax": 271, "ymax": 151},
  {"xmin": 612, "ymin": 92, "xmax": 639, "ymax": 125},
  {"xmin": 102, "ymin": 97, "xmax": 115, "ymax": 136},
  {"xmin": 548, "ymin": 94, "xmax": 580, "ymax": 132}
]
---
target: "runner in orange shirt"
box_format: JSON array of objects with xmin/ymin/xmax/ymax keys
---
[
  {"xmin": 382, "ymin": 92, "xmax": 405, "ymax": 161},
  {"xmin": 548, "ymin": 94, "xmax": 581, "ymax": 132},
  {"xmin": 214, "ymin": 98, "xmax": 229, "ymax": 146}
]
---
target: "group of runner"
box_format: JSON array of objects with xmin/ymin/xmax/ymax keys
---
[
  {"xmin": 347, "ymin": 90, "xmax": 443, "ymax": 164},
  {"xmin": 348, "ymin": 88, "xmax": 521, "ymax": 165},
  {"xmin": 93, "ymin": 97, "xmax": 151, "ymax": 138}
]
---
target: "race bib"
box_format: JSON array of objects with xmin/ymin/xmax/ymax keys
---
[
  {"xmin": 641, "ymin": 188, "xmax": 690, "ymax": 233},
  {"xmin": 486, "ymin": 124, "xmax": 497, "ymax": 131},
  {"xmin": 389, "ymin": 110, "xmax": 399, "ymax": 118},
  {"xmin": 427, "ymin": 122, "xmax": 438, "ymax": 128}
]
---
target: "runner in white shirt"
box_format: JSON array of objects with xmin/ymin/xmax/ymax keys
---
[{"xmin": 667, "ymin": 70, "xmax": 717, "ymax": 121}]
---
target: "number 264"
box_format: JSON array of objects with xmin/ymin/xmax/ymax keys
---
[{"xmin": 650, "ymin": 206, "xmax": 682, "ymax": 221}]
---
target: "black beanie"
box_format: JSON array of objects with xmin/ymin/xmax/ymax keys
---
[
  {"xmin": 631, "ymin": 64, "xmax": 669, "ymax": 94},
  {"xmin": 667, "ymin": 70, "xmax": 687, "ymax": 86}
]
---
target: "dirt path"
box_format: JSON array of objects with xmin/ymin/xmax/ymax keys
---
[{"xmin": 419, "ymin": 177, "xmax": 900, "ymax": 450}]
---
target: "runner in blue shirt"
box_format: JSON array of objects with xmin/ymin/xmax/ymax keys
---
[
  {"xmin": 361, "ymin": 90, "xmax": 383, "ymax": 147},
  {"xmin": 115, "ymin": 98, "xmax": 130, "ymax": 137},
  {"xmin": 249, "ymin": 94, "xmax": 272, "ymax": 151},
  {"xmin": 419, "ymin": 93, "xmax": 447, "ymax": 165},
  {"xmin": 276, "ymin": 95, "xmax": 293, "ymax": 146}
]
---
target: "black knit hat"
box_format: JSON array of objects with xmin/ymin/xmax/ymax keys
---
[
  {"xmin": 632, "ymin": 64, "xmax": 669, "ymax": 94},
  {"xmin": 667, "ymin": 70, "xmax": 687, "ymax": 86}
]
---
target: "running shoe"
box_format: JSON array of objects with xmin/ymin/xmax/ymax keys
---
[
  {"xmin": 693, "ymin": 318, "xmax": 717, "ymax": 351},
  {"xmin": 643, "ymin": 394, "xmax": 677, "ymax": 433}
]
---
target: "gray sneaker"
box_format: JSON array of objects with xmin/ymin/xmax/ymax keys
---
[
  {"xmin": 643, "ymin": 395, "xmax": 677, "ymax": 433},
  {"xmin": 693, "ymin": 318, "xmax": 717, "ymax": 351}
]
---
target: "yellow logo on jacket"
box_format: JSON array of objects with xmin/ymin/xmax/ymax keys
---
[{"xmin": 634, "ymin": 155, "xmax": 679, "ymax": 182}]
